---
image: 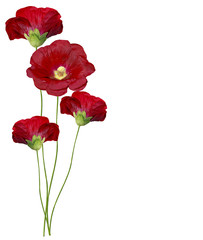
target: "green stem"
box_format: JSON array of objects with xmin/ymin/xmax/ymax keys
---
[
  {"xmin": 40, "ymin": 90, "xmax": 43, "ymax": 116},
  {"xmin": 48, "ymin": 141, "xmax": 59, "ymax": 196},
  {"xmin": 42, "ymin": 145, "xmax": 50, "ymax": 235},
  {"xmin": 36, "ymin": 150, "xmax": 46, "ymax": 217},
  {"xmin": 35, "ymin": 46, "xmax": 48, "ymax": 235},
  {"xmin": 49, "ymin": 97, "xmax": 59, "ymax": 192},
  {"xmin": 36, "ymin": 45, "xmax": 43, "ymax": 117},
  {"xmin": 45, "ymin": 96, "xmax": 59, "ymax": 235},
  {"xmin": 49, "ymin": 126, "xmax": 80, "ymax": 231}
]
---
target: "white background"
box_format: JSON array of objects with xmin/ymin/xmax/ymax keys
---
[{"xmin": 0, "ymin": 0, "xmax": 203, "ymax": 239}]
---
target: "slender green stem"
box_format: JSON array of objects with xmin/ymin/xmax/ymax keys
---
[
  {"xmin": 48, "ymin": 97, "xmax": 59, "ymax": 193},
  {"xmin": 42, "ymin": 145, "xmax": 50, "ymax": 235},
  {"xmin": 49, "ymin": 126, "xmax": 80, "ymax": 231},
  {"xmin": 49, "ymin": 142, "xmax": 59, "ymax": 195},
  {"xmin": 40, "ymin": 90, "xmax": 43, "ymax": 116},
  {"xmin": 44, "ymin": 96, "xmax": 59, "ymax": 235},
  {"xmin": 42, "ymin": 146, "xmax": 48, "ymax": 193},
  {"xmin": 36, "ymin": 150, "xmax": 45, "ymax": 215},
  {"xmin": 35, "ymin": 46, "xmax": 48, "ymax": 235},
  {"xmin": 36, "ymin": 45, "xmax": 43, "ymax": 117},
  {"xmin": 36, "ymin": 150, "xmax": 50, "ymax": 236}
]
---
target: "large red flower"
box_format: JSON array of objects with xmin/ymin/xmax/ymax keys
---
[
  {"xmin": 12, "ymin": 116, "xmax": 59, "ymax": 150},
  {"xmin": 6, "ymin": 6, "xmax": 63, "ymax": 47},
  {"xmin": 27, "ymin": 40, "xmax": 95, "ymax": 96},
  {"xmin": 60, "ymin": 91, "xmax": 107, "ymax": 126}
]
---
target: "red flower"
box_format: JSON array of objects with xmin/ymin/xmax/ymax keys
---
[
  {"xmin": 6, "ymin": 6, "xmax": 63, "ymax": 48},
  {"xmin": 60, "ymin": 91, "xmax": 107, "ymax": 126},
  {"xmin": 12, "ymin": 116, "xmax": 59, "ymax": 150},
  {"xmin": 27, "ymin": 40, "xmax": 95, "ymax": 96}
]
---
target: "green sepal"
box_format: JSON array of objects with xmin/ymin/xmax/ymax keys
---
[
  {"xmin": 24, "ymin": 29, "xmax": 48, "ymax": 49},
  {"xmin": 26, "ymin": 135, "xmax": 45, "ymax": 151},
  {"xmin": 73, "ymin": 111, "xmax": 92, "ymax": 126}
]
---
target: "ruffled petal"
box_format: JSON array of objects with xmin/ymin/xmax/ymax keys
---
[
  {"xmin": 6, "ymin": 17, "xmax": 31, "ymax": 40},
  {"xmin": 12, "ymin": 116, "xmax": 59, "ymax": 147},
  {"xmin": 61, "ymin": 92, "xmax": 107, "ymax": 123},
  {"xmin": 60, "ymin": 96, "xmax": 81, "ymax": 116},
  {"xmin": 12, "ymin": 121, "xmax": 30, "ymax": 143},
  {"xmin": 68, "ymin": 77, "xmax": 87, "ymax": 91},
  {"xmin": 6, "ymin": 6, "xmax": 63, "ymax": 41},
  {"xmin": 38, "ymin": 123, "xmax": 59, "ymax": 142},
  {"xmin": 16, "ymin": 6, "xmax": 63, "ymax": 36}
]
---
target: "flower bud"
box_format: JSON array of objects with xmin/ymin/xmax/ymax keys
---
[
  {"xmin": 73, "ymin": 111, "xmax": 92, "ymax": 126},
  {"xmin": 24, "ymin": 29, "xmax": 48, "ymax": 48},
  {"xmin": 26, "ymin": 135, "xmax": 45, "ymax": 151}
]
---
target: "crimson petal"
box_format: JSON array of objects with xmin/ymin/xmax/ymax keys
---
[
  {"xmin": 6, "ymin": 6, "xmax": 63, "ymax": 40},
  {"xmin": 12, "ymin": 116, "xmax": 59, "ymax": 146},
  {"xmin": 60, "ymin": 91, "xmax": 107, "ymax": 122}
]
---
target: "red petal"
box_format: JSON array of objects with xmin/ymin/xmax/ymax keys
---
[
  {"xmin": 89, "ymin": 101, "xmax": 107, "ymax": 121},
  {"xmin": 16, "ymin": 6, "xmax": 38, "ymax": 18},
  {"xmin": 68, "ymin": 77, "xmax": 87, "ymax": 91},
  {"xmin": 71, "ymin": 44, "xmax": 87, "ymax": 58},
  {"xmin": 5, "ymin": 17, "xmax": 31, "ymax": 40},
  {"xmin": 46, "ymin": 85, "xmax": 68, "ymax": 96},
  {"xmin": 72, "ymin": 91, "xmax": 94, "ymax": 113},
  {"xmin": 16, "ymin": 6, "xmax": 63, "ymax": 36},
  {"xmin": 60, "ymin": 96, "xmax": 81, "ymax": 116},
  {"xmin": 24, "ymin": 116, "xmax": 49, "ymax": 137},
  {"xmin": 12, "ymin": 116, "xmax": 59, "ymax": 145},
  {"xmin": 72, "ymin": 92, "xmax": 107, "ymax": 121},
  {"xmin": 38, "ymin": 123, "xmax": 59, "ymax": 142},
  {"xmin": 12, "ymin": 121, "xmax": 30, "ymax": 144},
  {"xmin": 12, "ymin": 116, "xmax": 49, "ymax": 143},
  {"xmin": 61, "ymin": 92, "xmax": 107, "ymax": 122}
]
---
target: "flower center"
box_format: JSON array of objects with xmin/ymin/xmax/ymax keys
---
[{"xmin": 54, "ymin": 66, "xmax": 67, "ymax": 80}]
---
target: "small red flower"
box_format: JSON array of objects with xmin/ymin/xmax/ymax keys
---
[
  {"xmin": 6, "ymin": 6, "xmax": 63, "ymax": 48},
  {"xmin": 12, "ymin": 116, "xmax": 59, "ymax": 150},
  {"xmin": 27, "ymin": 40, "xmax": 95, "ymax": 96},
  {"xmin": 60, "ymin": 91, "xmax": 107, "ymax": 126}
]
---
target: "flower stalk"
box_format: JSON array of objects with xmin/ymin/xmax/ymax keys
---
[
  {"xmin": 42, "ymin": 96, "xmax": 59, "ymax": 235},
  {"xmin": 40, "ymin": 90, "xmax": 43, "ymax": 116},
  {"xmin": 50, "ymin": 126, "xmax": 80, "ymax": 232}
]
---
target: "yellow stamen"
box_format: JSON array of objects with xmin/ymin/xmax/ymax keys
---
[{"xmin": 54, "ymin": 66, "xmax": 67, "ymax": 80}]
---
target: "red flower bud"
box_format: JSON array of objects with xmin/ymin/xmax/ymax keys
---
[
  {"xmin": 5, "ymin": 6, "xmax": 63, "ymax": 48},
  {"xmin": 12, "ymin": 116, "xmax": 59, "ymax": 150},
  {"xmin": 60, "ymin": 91, "xmax": 107, "ymax": 126}
]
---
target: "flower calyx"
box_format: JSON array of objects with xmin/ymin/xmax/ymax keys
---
[
  {"xmin": 24, "ymin": 29, "xmax": 48, "ymax": 48},
  {"xmin": 26, "ymin": 135, "xmax": 45, "ymax": 151},
  {"xmin": 73, "ymin": 111, "xmax": 92, "ymax": 126}
]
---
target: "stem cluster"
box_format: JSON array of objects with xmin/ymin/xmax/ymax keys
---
[{"xmin": 36, "ymin": 95, "xmax": 80, "ymax": 236}]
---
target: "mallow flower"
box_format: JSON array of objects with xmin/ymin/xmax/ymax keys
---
[
  {"xmin": 6, "ymin": 6, "xmax": 63, "ymax": 48},
  {"xmin": 60, "ymin": 91, "xmax": 107, "ymax": 126},
  {"xmin": 12, "ymin": 116, "xmax": 59, "ymax": 150},
  {"xmin": 27, "ymin": 40, "xmax": 95, "ymax": 96}
]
